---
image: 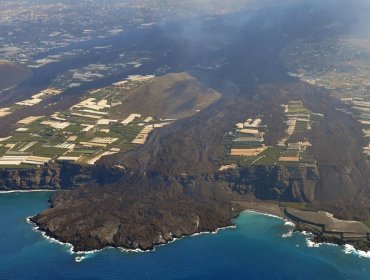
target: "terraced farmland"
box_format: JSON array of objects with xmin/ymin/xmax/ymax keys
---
[
  {"xmin": 0, "ymin": 76, "xmax": 172, "ymax": 167},
  {"xmin": 219, "ymin": 100, "xmax": 318, "ymax": 169}
]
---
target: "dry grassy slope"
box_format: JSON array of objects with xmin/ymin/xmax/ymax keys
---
[
  {"xmin": 0, "ymin": 61, "xmax": 31, "ymax": 90},
  {"xmin": 116, "ymin": 72, "xmax": 221, "ymax": 119}
]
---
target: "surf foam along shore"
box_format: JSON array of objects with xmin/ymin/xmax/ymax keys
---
[
  {"xmin": 294, "ymin": 224, "xmax": 370, "ymax": 258},
  {"xmin": 27, "ymin": 216, "xmax": 108, "ymax": 262},
  {"xmin": 56, "ymin": 226, "xmax": 238, "ymax": 262},
  {"xmin": 244, "ymin": 210, "xmax": 370, "ymax": 258},
  {"xmin": 28, "ymin": 207, "xmax": 370, "ymax": 261},
  {"xmin": 244, "ymin": 209, "xmax": 294, "ymax": 225},
  {"xmin": 305, "ymin": 236, "xmax": 370, "ymax": 258},
  {"xmin": 26, "ymin": 214, "xmax": 237, "ymax": 262},
  {"xmin": 0, "ymin": 190, "xmax": 56, "ymax": 194},
  {"xmin": 343, "ymin": 244, "xmax": 370, "ymax": 258},
  {"xmin": 26, "ymin": 217, "xmax": 75, "ymax": 254},
  {"xmin": 244, "ymin": 209, "xmax": 284, "ymax": 219}
]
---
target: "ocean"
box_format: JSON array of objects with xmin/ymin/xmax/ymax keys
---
[{"xmin": 0, "ymin": 192, "xmax": 369, "ymax": 280}]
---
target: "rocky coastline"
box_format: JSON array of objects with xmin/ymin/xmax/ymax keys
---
[
  {"xmin": 2, "ymin": 81, "xmax": 370, "ymax": 255},
  {"xmin": 28, "ymin": 178, "xmax": 241, "ymax": 252},
  {"xmin": 29, "ymin": 212, "xmax": 239, "ymax": 253},
  {"xmin": 1, "ymin": 160, "xmax": 369, "ymax": 253},
  {"xmin": 27, "ymin": 195, "xmax": 370, "ymax": 254}
]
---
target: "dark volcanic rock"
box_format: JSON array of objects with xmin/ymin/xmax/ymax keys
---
[
  {"xmin": 30, "ymin": 82, "xmax": 370, "ymax": 252},
  {"xmin": 0, "ymin": 163, "xmax": 124, "ymax": 191},
  {"xmin": 221, "ymin": 165, "xmax": 319, "ymax": 202},
  {"xmin": 31, "ymin": 174, "xmax": 240, "ymax": 252},
  {"xmin": 3, "ymin": 1, "xmax": 370, "ymax": 255},
  {"xmin": 310, "ymin": 232, "xmax": 370, "ymax": 252}
]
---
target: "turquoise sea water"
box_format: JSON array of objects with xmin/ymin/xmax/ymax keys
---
[{"xmin": 0, "ymin": 192, "xmax": 369, "ymax": 280}]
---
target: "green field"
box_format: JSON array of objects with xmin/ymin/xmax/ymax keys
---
[
  {"xmin": 363, "ymin": 218, "xmax": 370, "ymax": 229},
  {"xmin": 281, "ymin": 149, "xmax": 299, "ymax": 157},
  {"xmin": 254, "ymin": 146, "xmax": 286, "ymax": 166},
  {"xmin": 293, "ymin": 120, "xmax": 308, "ymax": 134},
  {"xmin": 277, "ymin": 161, "xmax": 300, "ymax": 167},
  {"xmin": 300, "ymin": 151, "xmax": 316, "ymax": 165},
  {"xmin": 218, "ymin": 103, "xmax": 318, "ymax": 169},
  {"xmin": 287, "ymin": 102, "xmax": 310, "ymax": 114},
  {"xmin": 0, "ymin": 77, "xmax": 164, "ymax": 167}
]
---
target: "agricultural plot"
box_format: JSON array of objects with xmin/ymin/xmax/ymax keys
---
[
  {"xmin": 343, "ymin": 97, "xmax": 370, "ymax": 157},
  {"xmin": 300, "ymin": 150, "xmax": 316, "ymax": 165},
  {"xmin": 287, "ymin": 102, "xmax": 310, "ymax": 114},
  {"xmin": 0, "ymin": 89, "xmax": 62, "ymax": 119},
  {"xmin": 219, "ymin": 100, "xmax": 318, "ymax": 169},
  {"xmin": 293, "ymin": 120, "xmax": 309, "ymax": 134},
  {"xmin": 219, "ymin": 118, "xmax": 268, "ymax": 167},
  {"xmin": 0, "ymin": 75, "xmax": 173, "ymax": 168}
]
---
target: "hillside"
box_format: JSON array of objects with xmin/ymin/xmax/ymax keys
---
[
  {"xmin": 0, "ymin": 61, "xmax": 31, "ymax": 90},
  {"xmin": 30, "ymin": 81, "xmax": 370, "ymax": 252},
  {"xmin": 115, "ymin": 72, "xmax": 221, "ymax": 119},
  {"xmin": 0, "ymin": 72, "xmax": 223, "ymax": 168}
]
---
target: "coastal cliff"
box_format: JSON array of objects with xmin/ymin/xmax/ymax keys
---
[
  {"xmin": 0, "ymin": 160, "xmax": 318, "ymax": 204},
  {"xmin": 11, "ymin": 82, "xmax": 370, "ymax": 252},
  {"xmin": 30, "ymin": 172, "xmax": 240, "ymax": 252},
  {"xmin": 0, "ymin": 163, "xmax": 124, "ymax": 191},
  {"xmin": 28, "ymin": 163, "xmax": 319, "ymax": 252},
  {"xmin": 219, "ymin": 165, "xmax": 319, "ymax": 202}
]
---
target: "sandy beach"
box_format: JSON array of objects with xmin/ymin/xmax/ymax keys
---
[{"xmin": 232, "ymin": 200, "xmax": 285, "ymax": 218}]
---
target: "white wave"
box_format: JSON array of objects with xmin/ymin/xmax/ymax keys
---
[
  {"xmin": 306, "ymin": 238, "xmax": 321, "ymax": 248},
  {"xmin": 284, "ymin": 221, "xmax": 295, "ymax": 227},
  {"xmin": 75, "ymin": 256, "xmax": 86, "ymax": 263},
  {"xmin": 76, "ymin": 248, "xmax": 105, "ymax": 254},
  {"xmin": 151, "ymin": 225, "xmax": 237, "ymax": 252},
  {"xmin": 119, "ymin": 247, "xmax": 148, "ymax": 253},
  {"xmin": 27, "ymin": 214, "xmax": 237, "ymax": 259},
  {"xmin": 29, "ymin": 216, "xmax": 151, "ymax": 257},
  {"xmin": 73, "ymin": 250, "xmax": 103, "ymax": 262},
  {"xmin": 244, "ymin": 210, "xmax": 297, "ymax": 230},
  {"xmin": 300, "ymin": 231, "xmax": 313, "ymax": 236},
  {"xmin": 0, "ymin": 189, "xmax": 56, "ymax": 194},
  {"xmin": 207, "ymin": 225, "xmax": 237, "ymax": 235},
  {"xmin": 305, "ymin": 236, "xmax": 360, "ymax": 256},
  {"xmin": 26, "ymin": 217, "xmax": 75, "ymax": 254},
  {"xmin": 244, "ymin": 210, "xmax": 284, "ymax": 220},
  {"xmin": 323, "ymin": 242, "xmax": 338, "ymax": 247},
  {"xmin": 343, "ymin": 244, "xmax": 370, "ymax": 258},
  {"xmin": 305, "ymin": 238, "xmax": 338, "ymax": 249},
  {"xmin": 282, "ymin": 230, "xmax": 294, "ymax": 238}
]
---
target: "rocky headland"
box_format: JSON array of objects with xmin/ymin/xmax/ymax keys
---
[{"xmin": 23, "ymin": 82, "xmax": 370, "ymax": 252}]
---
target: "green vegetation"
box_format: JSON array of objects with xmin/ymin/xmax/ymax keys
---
[
  {"xmin": 363, "ymin": 218, "xmax": 370, "ymax": 229},
  {"xmin": 0, "ymin": 164, "xmax": 38, "ymax": 170},
  {"xmin": 218, "ymin": 101, "xmax": 317, "ymax": 169},
  {"xmin": 277, "ymin": 161, "xmax": 300, "ymax": 167},
  {"xmin": 287, "ymin": 102, "xmax": 310, "ymax": 114},
  {"xmin": 0, "ymin": 79, "xmax": 171, "ymax": 167},
  {"xmin": 293, "ymin": 120, "xmax": 308, "ymax": 133},
  {"xmin": 300, "ymin": 151, "xmax": 316, "ymax": 165},
  {"xmin": 281, "ymin": 149, "xmax": 299, "ymax": 157},
  {"xmin": 254, "ymin": 146, "xmax": 285, "ymax": 166},
  {"xmin": 0, "ymin": 146, "xmax": 8, "ymax": 157},
  {"xmin": 237, "ymin": 156, "xmax": 259, "ymax": 167},
  {"xmin": 30, "ymin": 144, "xmax": 67, "ymax": 157}
]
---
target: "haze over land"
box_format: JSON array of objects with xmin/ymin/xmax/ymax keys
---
[{"xmin": 0, "ymin": 0, "xmax": 370, "ymax": 256}]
